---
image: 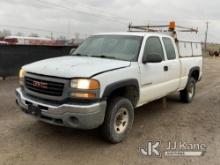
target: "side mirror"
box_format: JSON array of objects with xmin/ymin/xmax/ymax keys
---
[
  {"xmin": 142, "ymin": 54, "xmax": 163, "ymax": 64},
  {"xmin": 70, "ymin": 48, "xmax": 76, "ymax": 55}
]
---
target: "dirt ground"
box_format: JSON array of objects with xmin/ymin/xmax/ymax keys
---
[{"xmin": 0, "ymin": 57, "xmax": 220, "ymax": 165}]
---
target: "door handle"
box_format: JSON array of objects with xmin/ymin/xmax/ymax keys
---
[{"xmin": 164, "ymin": 66, "xmax": 168, "ymax": 71}]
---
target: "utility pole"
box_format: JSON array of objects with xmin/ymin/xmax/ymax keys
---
[
  {"xmin": 204, "ymin": 22, "xmax": 209, "ymax": 52},
  {"xmin": 68, "ymin": 20, "xmax": 71, "ymax": 40},
  {"xmin": 50, "ymin": 32, "xmax": 53, "ymax": 40}
]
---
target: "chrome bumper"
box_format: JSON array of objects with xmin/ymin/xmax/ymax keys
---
[{"xmin": 15, "ymin": 88, "xmax": 107, "ymax": 129}]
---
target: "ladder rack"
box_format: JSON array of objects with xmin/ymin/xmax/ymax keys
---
[{"xmin": 128, "ymin": 22, "xmax": 198, "ymax": 33}]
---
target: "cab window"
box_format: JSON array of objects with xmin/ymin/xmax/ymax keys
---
[
  {"xmin": 162, "ymin": 37, "xmax": 176, "ymax": 60},
  {"xmin": 143, "ymin": 37, "xmax": 165, "ymax": 60}
]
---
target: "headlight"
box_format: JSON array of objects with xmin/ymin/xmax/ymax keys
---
[
  {"xmin": 70, "ymin": 79, "xmax": 100, "ymax": 99},
  {"xmin": 19, "ymin": 68, "xmax": 26, "ymax": 85},
  {"xmin": 19, "ymin": 68, "xmax": 26, "ymax": 78},
  {"xmin": 70, "ymin": 79, "xmax": 100, "ymax": 90}
]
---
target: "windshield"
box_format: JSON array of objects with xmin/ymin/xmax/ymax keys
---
[{"xmin": 72, "ymin": 35, "xmax": 143, "ymax": 61}]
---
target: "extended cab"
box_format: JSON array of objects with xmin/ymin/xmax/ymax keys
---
[{"xmin": 16, "ymin": 31, "xmax": 202, "ymax": 143}]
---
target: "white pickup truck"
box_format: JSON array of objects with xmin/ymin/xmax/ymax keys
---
[{"xmin": 16, "ymin": 32, "xmax": 202, "ymax": 143}]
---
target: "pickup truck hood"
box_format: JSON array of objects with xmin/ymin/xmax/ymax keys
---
[{"xmin": 23, "ymin": 56, "xmax": 130, "ymax": 78}]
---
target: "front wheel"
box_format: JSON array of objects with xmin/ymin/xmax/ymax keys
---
[
  {"xmin": 101, "ymin": 97, "xmax": 134, "ymax": 143},
  {"xmin": 180, "ymin": 77, "xmax": 196, "ymax": 103}
]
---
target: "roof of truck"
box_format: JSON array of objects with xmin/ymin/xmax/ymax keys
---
[{"xmin": 95, "ymin": 32, "xmax": 201, "ymax": 43}]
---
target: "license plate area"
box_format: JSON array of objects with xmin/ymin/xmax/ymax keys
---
[{"xmin": 27, "ymin": 104, "xmax": 42, "ymax": 116}]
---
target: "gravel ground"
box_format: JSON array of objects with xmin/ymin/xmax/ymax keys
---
[{"xmin": 0, "ymin": 57, "xmax": 220, "ymax": 165}]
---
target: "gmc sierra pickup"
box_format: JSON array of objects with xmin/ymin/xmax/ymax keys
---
[{"xmin": 16, "ymin": 32, "xmax": 202, "ymax": 143}]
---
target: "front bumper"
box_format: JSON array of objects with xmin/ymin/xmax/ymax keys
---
[{"xmin": 15, "ymin": 88, "xmax": 107, "ymax": 129}]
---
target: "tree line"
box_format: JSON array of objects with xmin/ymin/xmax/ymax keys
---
[{"xmin": 0, "ymin": 29, "xmax": 81, "ymax": 41}]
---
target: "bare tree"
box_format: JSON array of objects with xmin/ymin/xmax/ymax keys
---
[
  {"xmin": 57, "ymin": 35, "xmax": 66, "ymax": 41},
  {"xmin": 0, "ymin": 29, "xmax": 12, "ymax": 37},
  {"xmin": 29, "ymin": 33, "xmax": 39, "ymax": 37},
  {"xmin": 16, "ymin": 32, "xmax": 24, "ymax": 36},
  {"xmin": 74, "ymin": 32, "xmax": 80, "ymax": 40},
  {"xmin": 45, "ymin": 35, "xmax": 54, "ymax": 40}
]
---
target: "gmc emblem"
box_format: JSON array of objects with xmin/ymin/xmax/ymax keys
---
[{"xmin": 32, "ymin": 81, "xmax": 48, "ymax": 89}]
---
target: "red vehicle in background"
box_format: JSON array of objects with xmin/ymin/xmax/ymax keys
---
[
  {"xmin": 3, "ymin": 36, "xmax": 65, "ymax": 46},
  {"xmin": 0, "ymin": 41, "xmax": 8, "ymax": 45}
]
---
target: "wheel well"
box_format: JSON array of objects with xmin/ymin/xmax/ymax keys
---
[
  {"xmin": 191, "ymin": 70, "xmax": 199, "ymax": 81},
  {"xmin": 108, "ymin": 86, "xmax": 139, "ymax": 107}
]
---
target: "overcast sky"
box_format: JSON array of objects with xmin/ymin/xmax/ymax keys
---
[{"xmin": 0, "ymin": 0, "xmax": 219, "ymax": 42}]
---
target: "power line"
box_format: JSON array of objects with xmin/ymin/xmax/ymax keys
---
[
  {"xmin": 65, "ymin": 0, "xmax": 128, "ymax": 21},
  {"xmin": 0, "ymin": 24, "xmax": 69, "ymax": 35},
  {"xmin": 35, "ymin": 0, "xmax": 128, "ymax": 25},
  {"xmin": 0, "ymin": 0, "xmax": 130, "ymax": 38}
]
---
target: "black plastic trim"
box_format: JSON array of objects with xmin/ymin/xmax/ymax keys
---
[
  {"xmin": 189, "ymin": 67, "xmax": 200, "ymax": 77},
  {"xmin": 188, "ymin": 66, "xmax": 200, "ymax": 82},
  {"xmin": 102, "ymin": 79, "xmax": 140, "ymax": 99}
]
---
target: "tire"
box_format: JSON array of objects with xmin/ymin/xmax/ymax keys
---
[
  {"xmin": 180, "ymin": 77, "xmax": 196, "ymax": 103},
  {"xmin": 101, "ymin": 97, "xmax": 134, "ymax": 144}
]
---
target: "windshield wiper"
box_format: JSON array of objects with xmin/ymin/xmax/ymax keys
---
[
  {"xmin": 90, "ymin": 55, "xmax": 115, "ymax": 59},
  {"xmin": 72, "ymin": 53, "xmax": 88, "ymax": 57}
]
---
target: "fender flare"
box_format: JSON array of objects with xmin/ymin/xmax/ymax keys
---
[
  {"xmin": 188, "ymin": 66, "xmax": 200, "ymax": 82},
  {"xmin": 102, "ymin": 79, "xmax": 140, "ymax": 99}
]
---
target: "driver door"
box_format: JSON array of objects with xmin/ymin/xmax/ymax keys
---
[{"xmin": 139, "ymin": 36, "xmax": 168, "ymax": 104}]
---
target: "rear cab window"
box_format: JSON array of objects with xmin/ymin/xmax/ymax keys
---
[{"xmin": 162, "ymin": 37, "xmax": 176, "ymax": 60}]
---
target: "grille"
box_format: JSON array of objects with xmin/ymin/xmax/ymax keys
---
[{"xmin": 25, "ymin": 76, "xmax": 64, "ymax": 96}]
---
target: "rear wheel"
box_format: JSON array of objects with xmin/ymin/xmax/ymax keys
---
[
  {"xmin": 180, "ymin": 77, "xmax": 196, "ymax": 103},
  {"xmin": 101, "ymin": 97, "xmax": 134, "ymax": 143}
]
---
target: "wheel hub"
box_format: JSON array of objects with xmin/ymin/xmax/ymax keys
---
[
  {"xmin": 114, "ymin": 107, "xmax": 129, "ymax": 134},
  {"xmin": 188, "ymin": 83, "xmax": 195, "ymax": 99}
]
